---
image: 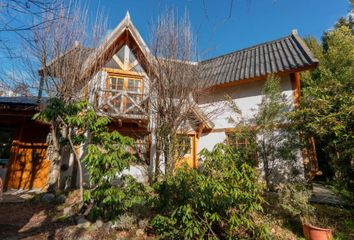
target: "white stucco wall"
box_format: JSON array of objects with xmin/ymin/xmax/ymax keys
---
[
  {"xmin": 197, "ymin": 75, "xmax": 304, "ymax": 185},
  {"xmin": 198, "ymin": 75, "xmax": 293, "ymax": 152}
]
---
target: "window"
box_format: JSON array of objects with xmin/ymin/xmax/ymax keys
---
[
  {"xmin": 226, "ymin": 129, "xmax": 258, "ymax": 165},
  {"xmin": 176, "ymin": 135, "xmax": 191, "ymax": 158},
  {"xmin": 107, "ymin": 76, "xmax": 143, "ymax": 112},
  {"xmin": 226, "ymin": 131, "xmax": 247, "ymax": 149},
  {"xmin": 105, "ymin": 45, "xmax": 144, "ymax": 73}
]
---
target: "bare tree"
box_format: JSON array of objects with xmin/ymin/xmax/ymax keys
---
[
  {"xmin": 26, "ymin": 0, "xmax": 107, "ymax": 198},
  {"xmin": 148, "ymin": 10, "xmax": 214, "ymax": 177},
  {"xmin": 0, "ymin": 0, "xmax": 62, "ymax": 48},
  {"xmin": 0, "ymin": 1, "xmax": 65, "ymax": 94}
]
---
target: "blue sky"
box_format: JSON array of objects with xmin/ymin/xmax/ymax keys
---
[
  {"xmin": 0, "ymin": 0, "xmax": 351, "ymax": 85},
  {"xmin": 86, "ymin": 0, "xmax": 351, "ymax": 59}
]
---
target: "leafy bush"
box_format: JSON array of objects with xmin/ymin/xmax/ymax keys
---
[
  {"xmin": 150, "ymin": 143, "xmax": 270, "ymax": 239},
  {"xmin": 84, "ymin": 175, "xmax": 149, "ymax": 221},
  {"xmin": 82, "ymin": 122, "xmax": 149, "ymax": 221}
]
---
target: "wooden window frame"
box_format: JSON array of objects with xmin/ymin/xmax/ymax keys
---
[
  {"xmin": 176, "ymin": 134, "xmax": 192, "ymax": 157},
  {"xmin": 225, "ymin": 128, "xmax": 258, "ymax": 165},
  {"xmin": 105, "ymin": 72, "xmax": 144, "ymax": 112},
  {"xmin": 225, "ymin": 130, "xmax": 249, "ymax": 149},
  {"xmin": 175, "ymin": 133, "xmax": 198, "ymax": 168}
]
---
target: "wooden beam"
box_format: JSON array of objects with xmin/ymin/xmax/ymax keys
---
[
  {"xmin": 102, "ymin": 67, "xmax": 144, "ymax": 78},
  {"xmin": 290, "ymin": 72, "xmax": 301, "ymax": 107}
]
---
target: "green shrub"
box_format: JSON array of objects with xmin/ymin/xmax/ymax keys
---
[
  {"xmin": 82, "ymin": 130, "xmax": 150, "ymax": 221},
  {"xmin": 150, "ymin": 143, "xmax": 270, "ymax": 239},
  {"xmin": 84, "ymin": 175, "xmax": 149, "ymax": 221}
]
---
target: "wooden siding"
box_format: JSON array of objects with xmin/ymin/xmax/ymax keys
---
[
  {"xmin": 3, "ymin": 118, "xmax": 50, "ymax": 190},
  {"xmin": 6, "ymin": 141, "xmax": 50, "ymax": 190}
]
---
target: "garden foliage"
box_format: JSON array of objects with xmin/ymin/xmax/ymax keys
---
[
  {"xmin": 150, "ymin": 143, "xmax": 270, "ymax": 239},
  {"xmin": 291, "ymin": 25, "xmax": 354, "ymax": 189},
  {"xmin": 36, "ymin": 99, "xmax": 146, "ymax": 220}
]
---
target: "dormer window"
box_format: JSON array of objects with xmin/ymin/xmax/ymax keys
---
[{"xmin": 97, "ymin": 44, "xmax": 148, "ymax": 117}]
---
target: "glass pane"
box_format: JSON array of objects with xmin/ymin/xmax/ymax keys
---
[
  {"xmin": 117, "ymin": 78, "xmax": 124, "ymax": 90},
  {"xmin": 110, "ymin": 78, "xmax": 117, "ymax": 89},
  {"xmin": 0, "ymin": 127, "xmax": 15, "ymax": 164},
  {"xmin": 105, "ymin": 58, "xmax": 121, "ymax": 69},
  {"xmin": 117, "ymin": 46, "xmax": 125, "ymax": 63},
  {"xmin": 129, "ymin": 49, "xmax": 137, "ymax": 63},
  {"xmin": 177, "ymin": 135, "xmax": 191, "ymax": 156},
  {"xmin": 128, "ymin": 79, "xmax": 134, "ymax": 88},
  {"xmin": 127, "ymin": 79, "xmax": 141, "ymax": 93},
  {"xmin": 132, "ymin": 63, "xmax": 143, "ymax": 73}
]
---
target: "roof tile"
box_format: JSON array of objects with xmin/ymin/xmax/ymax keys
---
[{"xmin": 199, "ymin": 33, "xmax": 318, "ymax": 87}]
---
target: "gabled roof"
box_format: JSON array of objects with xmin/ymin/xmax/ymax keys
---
[
  {"xmin": 42, "ymin": 14, "xmax": 318, "ymax": 89},
  {"xmin": 81, "ymin": 12, "xmax": 150, "ymax": 79},
  {"xmin": 199, "ymin": 30, "xmax": 319, "ymax": 88}
]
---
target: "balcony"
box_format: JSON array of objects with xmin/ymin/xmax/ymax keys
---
[{"xmin": 94, "ymin": 89, "xmax": 149, "ymax": 120}]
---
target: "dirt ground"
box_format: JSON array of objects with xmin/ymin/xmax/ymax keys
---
[
  {"xmin": 0, "ymin": 193, "xmax": 153, "ymax": 240},
  {"xmin": 1, "ymin": 191, "xmax": 352, "ymax": 240},
  {"xmin": 0, "ymin": 201, "xmax": 116, "ymax": 240}
]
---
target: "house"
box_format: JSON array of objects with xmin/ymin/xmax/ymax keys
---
[{"xmin": 1, "ymin": 12, "xmax": 319, "ymax": 190}]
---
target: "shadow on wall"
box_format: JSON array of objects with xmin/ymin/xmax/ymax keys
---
[
  {"xmin": 5, "ymin": 120, "xmax": 50, "ymax": 191},
  {"xmin": 198, "ymin": 75, "xmax": 292, "ymax": 105}
]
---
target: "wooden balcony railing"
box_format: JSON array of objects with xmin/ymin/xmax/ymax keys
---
[{"xmin": 94, "ymin": 89, "xmax": 149, "ymax": 119}]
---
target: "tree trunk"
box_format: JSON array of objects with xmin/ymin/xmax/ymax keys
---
[
  {"xmin": 75, "ymin": 154, "xmax": 84, "ymax": 203},
  {"xmin": 46, "ymin": 123, "xmax": 62, "ymax": 192},
  {"xmin": 148, "ymin": 113, "xmax": 157, "ymax": 185},
  {"xmin": 261, "ymin": 137, "xmax": 271, "ymax": 190},
  {"xmin": 163, "ymin": 135, "xmax": 175, "ymax": 176},
  {"xmin": 70, "ymin": 155, "xmax": 78, "ymax": 188},
  {"xmin": 68, "ymin": 128, "xmax": 84, "ymax": 203}
]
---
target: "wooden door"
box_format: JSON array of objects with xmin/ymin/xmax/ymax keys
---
[
  {"xmin": 175, "ymin": 134, "xmax": 198, "ymax": 169},
  {"xmin": 5, "ymin": 121, "xmax": 50, "ymax": 190},
  {"xmin": 6, "ymin": 141, "xmax": 50, "ymax": 190}
]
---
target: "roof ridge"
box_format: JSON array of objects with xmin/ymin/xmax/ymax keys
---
[
  {"xmin": 200, "ymin": 33, "xmax": 294, "ymax": 64},
  {"xmin": 290, "ymin": 33, "xmax": 319, "ymax": 63}
]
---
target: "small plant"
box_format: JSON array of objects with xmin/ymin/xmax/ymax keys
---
[
  {"xmin": 278, "ymin": 183, "xmax": 315, "ymax": 224},
  {"xmin": 114, "ymin": 213, "xmax": 137, "ymax": 230},
  {"xmin": 278, "ymin": 183, "xmax": 336, "ymax": 239}
]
